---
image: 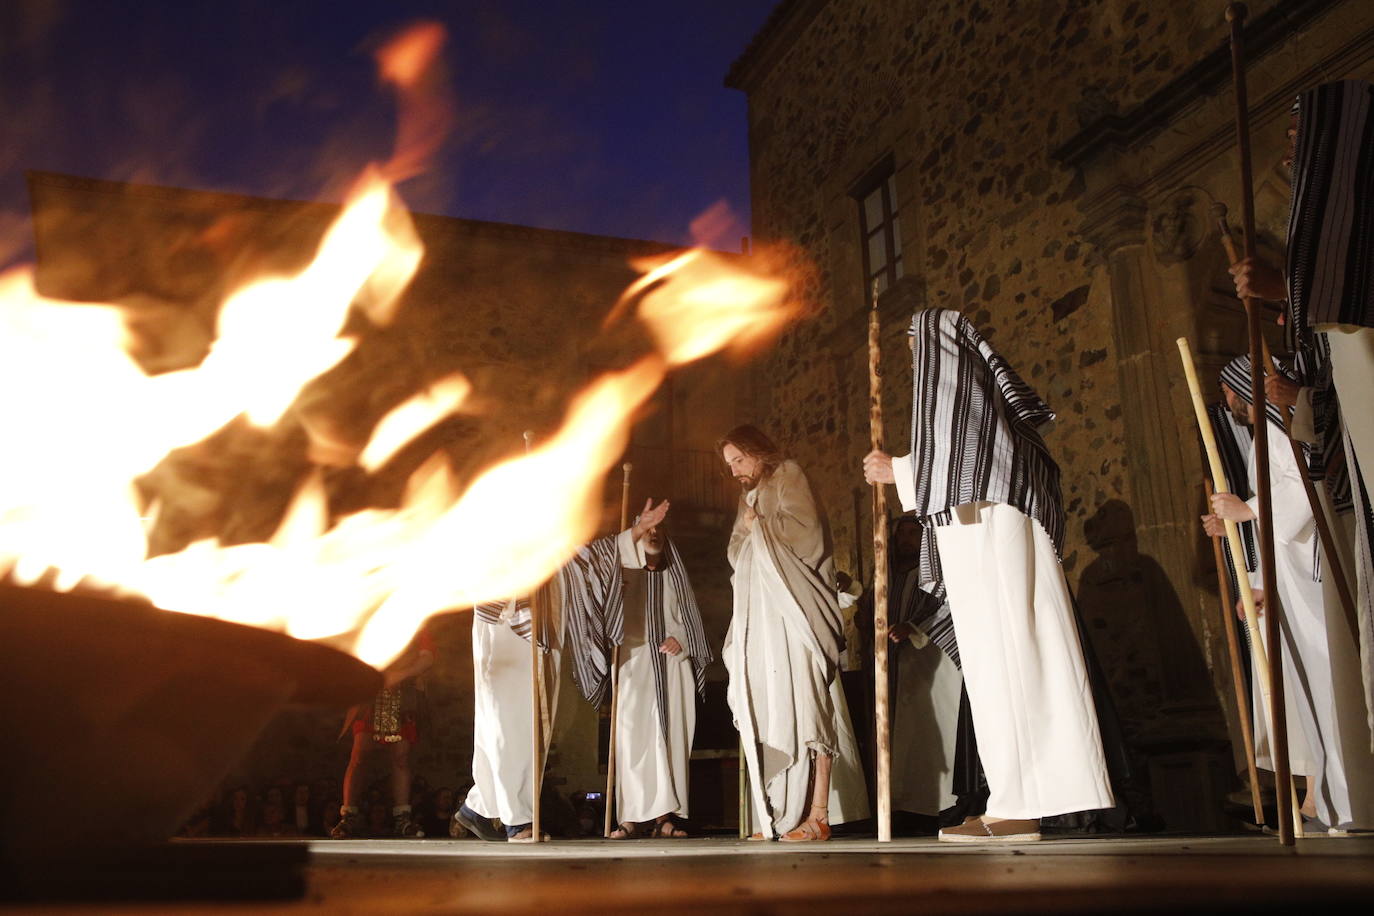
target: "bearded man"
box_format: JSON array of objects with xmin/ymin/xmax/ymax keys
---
[{"xmin": 719, "ymin": 424, "xmax": 868, "ymax": 842}]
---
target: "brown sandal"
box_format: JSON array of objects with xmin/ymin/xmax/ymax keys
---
[
  {"xmin": 609, "ymin": 821, "xmax": 641, "ymax": 839},
  {"xmin": 654, "ymin": 816, "xmax": 689, "ymax": 838},
  {"xmin": 779, "ymin": 805, "xmax": 830, "ymax": 843}
]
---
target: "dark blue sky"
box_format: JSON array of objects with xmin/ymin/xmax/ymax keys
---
[{"xmin": 0, "ymin": 0, "xmax": 776, "ymax": 264}]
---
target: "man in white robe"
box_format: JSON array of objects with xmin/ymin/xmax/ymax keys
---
[
  {"xmin": 721, "ymin": 424, "xmax": 869, "ymax": 842},
  {"xmin": 555, "ymin": 499, "xmax": 710, "ymax": 838},
  {"xmin": 607, "ymin": 519, "xmax": 711, "ymax": 837},
  {"xmin": 454, "ymin": 591, "xmax": 561, "ymax": 842},
  {"xmin": 865, "ymin": 309, "xmax": 1113, "ymax": 843},
  {"xmin": 1204, "ymin": 357, "xmax": 1374, "ymax": 831},
  {"xmin": 1231, "ymin": 79, "xmax": 1374, "ymax": 741}
]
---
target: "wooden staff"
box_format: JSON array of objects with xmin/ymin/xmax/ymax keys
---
[
  {"xmin": 1177, "ymin": 340, "xmax": 1277, "ymax": 764},
  {"xmin": 1227, "ymin": 1, "xmax": 1293, "ymax": 844},
  {"xmin": 738, "ymin": 736, "xmax": 749, "ymax": 840},
  {"xmin": 522, "ymin": 430, "xmax": 547, "ymax": 843},
  {"xmin": 1216, "ymin": 210, "xmax": 1360, "ymax": 647},
  {"xmin": 1204, "ymin": 478, "xmax": 1264, "ymax": 824},
  {"xmin": 867, "ymin": 282, "xmax": 892, "ymax": 843},
  {"xmin": 1181, "ymin": 342, "xmax": 1303, "ymax": 837},
  {"xmin": 603, "ymin": 462, "xmax": 633, "ymax": 837}
]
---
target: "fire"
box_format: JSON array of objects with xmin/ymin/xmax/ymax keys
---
[{"xmin": 0, "ymin": 25, "xmax": 800, "ymax": 669}]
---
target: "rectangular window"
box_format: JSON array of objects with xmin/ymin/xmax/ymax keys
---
[{"xmin": 852, "ymin": 159, "xmax": 904, "ymax": 298}]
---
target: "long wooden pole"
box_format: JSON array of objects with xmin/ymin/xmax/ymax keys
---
[
  {"xmin": 1227, "ymin": 2, "xmax": 1293, "ymax": 845},
  {"xmin": 603, "ymin": 462, "xmax": 633, "ymax": 837},
  {"xmin": 1216, "ymin": 213, "xmax": 1361, "ymax": 648},
  {"xmin": 522, "ymin": 430, "xmax": 546, "ymax": 843},
  {"xmin": 867, "ymin": 282, "xmax": 892, "ymax": 843},
  {"xmin": 1178, "ymin": 340, "xmax": 1278, "ymax": 770},
  {"xmin": 1204, "ymin": 478, "xmax": 1265, "ymax": 824},
  {"xmin": 738, "ymin": 736, "xmax": 749, "ymax": 839}
]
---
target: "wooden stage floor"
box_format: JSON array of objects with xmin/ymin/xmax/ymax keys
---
[{"xmin": 18, "ymin": 834, "xmax": 1374, "ymax": 914}]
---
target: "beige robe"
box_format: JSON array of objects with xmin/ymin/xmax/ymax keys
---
[{"xmin": 725, "ymin": 460, "xmax": 869, "ymax": 836}]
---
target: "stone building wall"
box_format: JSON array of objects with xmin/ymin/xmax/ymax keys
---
[{"xmin": 727, "ymin": 0, "xmax": 1371, "ymax": 826}]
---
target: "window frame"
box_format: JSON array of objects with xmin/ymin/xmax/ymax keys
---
[{"xmin": 850, "ymin": 155, "xmax": 903, "ymax": 299}]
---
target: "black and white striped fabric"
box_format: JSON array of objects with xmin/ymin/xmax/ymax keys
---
[
  {"xmin": 559, "ymin": 534, "xmax": 711, "ymax": 747},
  {"xmin": 1218, "ymin": 355, "xmax": 1325, "ymax": 581},
  {"xmin": 1218, "ymin": 354, "xmax": 1290, "ymax": 433},
  {"xmin": 640, "ymin": 542, "xmax": 713, "ymax": 746},
  {"xmin": 1287, "ymin": 79, "xmax": 1374, "ymax": 335},
  {"xmin": 1206, "ymin": 401, "xmax": 1259, "ymax": 597},
  {"xmin": 558, "ymin": 534, "xmax": 625, "ymax": 707},
  {"xmin": 887, "ymin": 517, "xmax": 960, "ymax": 667},
  {"xmin": 904, "ymin": 308, "xmax": 1064, "ymax": 601},
  {"xmin": 1287, "ymin": 336, "xmax": 1353, "ymax": 513},
  {"xmin": 474, "ymin": 595, "xmax": 548, "ymax": 647}
]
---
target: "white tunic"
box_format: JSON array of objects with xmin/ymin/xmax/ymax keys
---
[
  {"xmin": 1320, "ymin": 325, "xmax": 1374, "ymax": 751},
  {"xmin": 893, "ymin": 450, "xmax": 1114, "ymax": 821},
  {"xmin": 891, "ymin": 633, "xmax": 962, "ymax": 816},
  {"xmin": 463, "ymin": 604, "xmax": 560, "ymax": 826},
  {"xmin": 929, "ymin": 502, "xmax": 1114, "ymax": 820},
  {"xmin": 726, "ymin": 494, "xmax": 869, "ymax": 836},
  {"xmin": 613, "ymin": 530, "xmax": 696, "ymax": 823},
  {"xmin": 1245, "ymin": 417, "xmax": 1374, "ymax": 828}
]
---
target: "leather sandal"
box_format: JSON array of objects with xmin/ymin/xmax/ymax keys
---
[
  {"xmin": 654, "ymin": 816, "xmax": 689, "ymax": 838},
  {"xmin": 609, "ymin": 821, "xmax": 641, "ymax": 839},
  {"xmin": 779, "ymin": 805, "xmax": 830, "ymax": 843}
]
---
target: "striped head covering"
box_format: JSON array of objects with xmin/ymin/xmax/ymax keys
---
[
  {"xmin": 1287, "ymin": 79, "xmax": 1374, "ymax": 335},
  {"xmin": 1218, "ymin": 354, "xmax": 1288, "ymax": 432},
  {"xmin": 904, "ymin": 308, "xmax": 1064, "ymax": 599}
]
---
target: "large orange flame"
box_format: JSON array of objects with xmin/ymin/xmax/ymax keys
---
[{"xmin": 0, "ymin": 25, "xmax": 800, "ymax": 669}]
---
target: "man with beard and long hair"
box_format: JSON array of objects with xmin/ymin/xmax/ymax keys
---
[{"xmin": 719, "ymin": 424, "xmax": 868, "ymax": 841}]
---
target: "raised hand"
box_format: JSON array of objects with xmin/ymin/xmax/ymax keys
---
[{"xmin": 632, "ymin": 498, "xmax": 670, "ymax": 540}]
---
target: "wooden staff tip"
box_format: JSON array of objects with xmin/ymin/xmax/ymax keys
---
[{"xmin": 1226, "ymin": 2, "xmax": 1247, "ymax": 24}]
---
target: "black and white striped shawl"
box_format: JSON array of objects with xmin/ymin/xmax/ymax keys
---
[
  {"xmin": 473, "ymin": 595, "xmax": 550, "ymax": 648},
  {"xmin": 1287, "ymin": 335, "xmax": 1353, "ymax": 512},
  {"xmin": 1206, "ymin": 401, "xmax": 1259, "ymax": 598},
  {"xmin": 1287, "ymin": 79, "xmax": 1374, "ymax": 335},
  {"xmin": 904, "ymin": 308, "xmax": 1065, "ymax": 600},
  {"xmin": 559, "ymin": 535, "xmax": 711, "ymax": 747},
  {"xmin": 1219, "ymin": 355, "xmax": 1324, "ymax": 582},
  {"xmin": 888, "ymin": 517, "xmax": 960, "ymax": 668}
]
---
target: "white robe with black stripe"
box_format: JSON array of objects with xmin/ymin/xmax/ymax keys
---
[
  {"xmin": 1243, "ymin": 417, "xmax": 1374, "ymax": 828},
  {"xmin": 614, "ymin": 530, "xmax": 696, "ymax": 823}
]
